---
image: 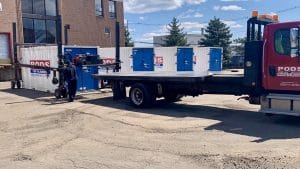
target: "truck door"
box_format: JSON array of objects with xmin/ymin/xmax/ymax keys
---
[{"xmin": 264, "ymin": 25, "xmax": 300, "ymax": 91}]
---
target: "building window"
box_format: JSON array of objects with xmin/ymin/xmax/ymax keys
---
[
  {"xmin": 0, "ymin": 34, "xmax": 10, "ymax": 64},
  {"xmin": 45, "ymin": 0, "xmax": 57, "ymax": 16},
  {"xmin": 21, "ymin": 0, "xmax": 57, "ymax": 44},
  {"xmin": 33, "ymin": 0, "xmax": 46, "ymax": 15},
  {"xmin": 108, "ymin": 0, "xmax": 116, "ymax": 18},
  {"xmin": 46, "ymin": 20, "xmax": 57, "ymax": 43},
  {"xmin": 95, "ymin": 0, "xmax": 103, "ymax": 16},
  {"xmin": 105, "ymin": 27, "xmax": 111, "ymax": 34},
  {"xmin": 23, "ymin": 18, "xmax": 35, "ymax": 43},
  {"xmin": 22, "ymin": 0, "xmax": 33, "ymax": 14},
  {"xmin": 34, "ymin": 19, "xmax": 46, "ymax": 43}
]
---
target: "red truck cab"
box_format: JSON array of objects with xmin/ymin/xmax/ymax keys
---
[{"xmin": 263, "ymin": 22, "xmax": 300, "ymax": 92}]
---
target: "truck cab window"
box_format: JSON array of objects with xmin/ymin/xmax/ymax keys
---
[
  {"xmin": 275, "ymin": 29, "xmax": 291, "ymax": 55},
  {"xmin": 275, "ymin": 28, "xmax": 299, "ymax": 57}
]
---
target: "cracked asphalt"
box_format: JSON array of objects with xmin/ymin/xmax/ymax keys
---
[{"xmin": 0, "ymin": 82, "xmax": 300, "ymax": 169}]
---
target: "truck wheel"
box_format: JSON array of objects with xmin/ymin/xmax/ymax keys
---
[
  {"xmin": 16, "ymin": 81, "xmax": 21, "ymax": 89},
  {"xmin": 61, "ymin": 88, "xmax": 68, "ymax": 98},
  {"xmin": 129, "ymin": 83, "xmax": 155, "ymax": 108},
  {"xmin": 164, "ymin": 93, "xmax": 183, "ymax": 102},
  {"xmin": 54, "ymin": 89, "xmax": 62, "ymax": 99},
  {"xmin": 11, "ymin": 81, "xmax": 16, "ymax": 89}
]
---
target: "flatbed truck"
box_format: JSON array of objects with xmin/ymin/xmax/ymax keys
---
[{"xmin": 93, "ymin": 11, "xmax": 300, "ymax": 116}]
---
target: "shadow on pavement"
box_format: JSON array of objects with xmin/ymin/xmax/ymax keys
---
[
  {"xmin": 82, "ymin": 96, "xmax": 300, "ymax": 142},
  {"xmin": 0, "ymin": 88, "xmax": 91, "ymax": 105},
  {"xmin": 0, "ymin": 88, "xmax": 53, "ymax": 100}
]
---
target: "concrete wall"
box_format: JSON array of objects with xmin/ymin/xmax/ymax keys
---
[{"xmin": 0, "ymin": 67, "xmax": 14, "ymax": 81}]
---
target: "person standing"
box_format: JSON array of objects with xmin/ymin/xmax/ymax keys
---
[{"xmin": 64, "ymin": 61, "xmax": 77, "ymax": 102}]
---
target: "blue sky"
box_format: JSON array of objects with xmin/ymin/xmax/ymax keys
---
[{"xmin": 124, "ymin": 0, "xmax": 300, "ymax": 47}]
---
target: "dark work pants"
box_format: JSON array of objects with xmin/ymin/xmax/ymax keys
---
[{"xmin": 68, "ymin": 79, "xmax": 77, "ymax": 100}]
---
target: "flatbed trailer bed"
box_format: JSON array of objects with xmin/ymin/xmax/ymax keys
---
[
  {"xmin": 92, "ymin": 71, "xmax": 249, "ymax": 107},
  {"xmin": 93, "ymin": 71, "xmax": 244, "ymax": 83}
]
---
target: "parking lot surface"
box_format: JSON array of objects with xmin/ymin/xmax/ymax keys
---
[{"xmin": 0, "ymin": 82, "xmax": 299, "ymax": 169}]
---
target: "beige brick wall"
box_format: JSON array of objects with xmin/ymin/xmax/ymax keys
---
[
  {"xmin": 0, "ymin": 0, "xmax": 125, "ymax": 48},
  {"xmin": 60, "ymin": 0, "xmax": 125, "ymax": 47},
  {"xmin": 0, "ymin": 0, "xmax": 18, "ymax": 64}
]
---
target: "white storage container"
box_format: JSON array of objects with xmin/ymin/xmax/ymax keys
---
[
  {"xmin": 120, "ymin": 47, "xmax": 133, "ymax": 72},
  {"xmin": 20, "ymin": 46, "xmax": 59, "ymax": 93},
  {"xmin": 98, "ymin": 48, "xmax": 115, "ymax": 73},
  {"xmin": 193, "ymin": 47, "xmax": 210, "ymax": 74},
  {"xmin": 98, "ymin": 47, "xmax": 133, "ymax": 73},
  {"xmin": 154, "ymin": 47, "xmax": 177, "ymax": 72}
]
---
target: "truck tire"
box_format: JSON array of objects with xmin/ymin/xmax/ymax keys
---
[
  {"xmin": 129, "ymin": 83, "xmax": 155, "ymax": 108},
  {"xmin": 164, "ymin": 93, "xmax": 183, "ymax": 102},
  {"xmin": 11, "ymin": 81, "xmax": 16, "ymax": 89},
  {"xmin": 54, "ymin": 89, "xmax": 62, "ymax": 99},
  {"xmin": 16, "ymin": 81, "xmax": 21, "ymax": 89}
]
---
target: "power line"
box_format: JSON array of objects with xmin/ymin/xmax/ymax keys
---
[{"xmin": 276, "ymin": 5, "xmax": 300, "ymax": 14}]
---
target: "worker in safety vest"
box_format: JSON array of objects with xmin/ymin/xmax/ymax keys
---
[{"xmin": 64, "ymin": 61, "xmax": 77, "ymax": 102}]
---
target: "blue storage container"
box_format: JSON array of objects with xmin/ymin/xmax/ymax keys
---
[
  {"xmin": 209, "ymin": 48, "xmax": 222, "ymax": 71},
  {"xmin": 63, "ymin": 47, "xmax": 99, "ymax": 91},
  {"xmin": 177, "ymin": 48, "xmax": 193, "ymax": 71},
  {"xmin": 132, "ymin": 48, "xmax": 154, "ymax": 71}
]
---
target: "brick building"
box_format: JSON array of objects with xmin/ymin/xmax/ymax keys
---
[{"xmin": 0, "ymin": 0, "xmax": 125, "ymax": 80}]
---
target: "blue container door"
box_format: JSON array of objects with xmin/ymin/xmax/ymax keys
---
[
  {"xmin": 63, "ymin": 47, "xmax": 99, "ymax": 91},
  {"xmin": 78, "ymin": 66, "xmax": 98, "ymax": 91},
  {"xmin": 133, "ymin": 48, "xmax": 154, "ymax": 71},
  {"xmin": 177, "ymin": 48, "xmax": 193, "ymax": 71},
  {"xmin": 209, "ymin": 48, "xmax": 222, "ymax": 71}
]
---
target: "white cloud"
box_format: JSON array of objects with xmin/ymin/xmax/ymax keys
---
[
  {"xmin": 140, "ymin": 26, "xmax": 168, "ymax": 42},
  {"xmin": 222, "ymin": 20, "xmax": 243, "ymax": 28},
  {"xmin": 220, "ymin": 0, "xmax": 248, "ymax": 1},
  {"xmin": 178, "ymin": 9, "xmax": 204, "ymax": 19},
  {"xmin": 214, "ymin": 5, "xmax": 245, "ymax": 11},
  {"xmin": 139, "ymin": 16, "xmax": 145, "ymax": 20},
  {"xmin": 181, "ymin": 22, "xmax": 207, "ymax": 30},
  {"xmin": 194, "ymin": 12, "xmax": 204, "ymax": 18},
  {"xmin": 213, "ymin": 6, "xmax": 221, "ymax": 10},
  {"xmin": 128, "ymin": 28, "xmax": 136, "ymax": 33},
  {"xmin": 124, "ymin": 0, "xmax": 206, "ymax": 14}
]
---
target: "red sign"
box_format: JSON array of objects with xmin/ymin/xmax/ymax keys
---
[
  {"xmin": 30, "ymin": 60, "xmax": 50, "ymax": 75},
  {"xmin": 155, "ymin": 56, "xmax": 163, "ymax": 66},
  {"xmin": 102, "ymin": 58, "xmax": 115, "ymax": 64},
  {"xmin": 30, "ymin": 60, "xmax": 50, "ymax": 67}
]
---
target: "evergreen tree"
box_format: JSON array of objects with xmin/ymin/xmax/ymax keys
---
[
  {"xmin": 125, "ymin": 27, "xmax": 134, "ymax": 47},
  {"xmin": 164, "ymin": 17, "xmax": 187, "ymax": 47},
  {"xmin": 199, "ymin": 17, "xmax": 232, "ymax": 65},
  {"xmin": 231, "ymin": 37, "xmax": 246, "ymax": 56}
]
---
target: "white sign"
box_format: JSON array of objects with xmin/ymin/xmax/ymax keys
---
[{"xmin": 0, "ymin": 3, "xmax": 3, "ymax": 12}]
